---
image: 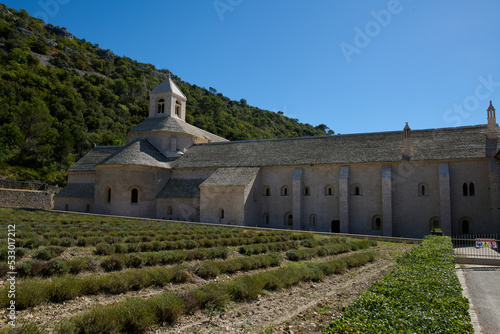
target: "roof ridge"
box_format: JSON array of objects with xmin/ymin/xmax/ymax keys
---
[{"xmin": 193, "ymin": 124, "xmax": 488, "ymax": 147}]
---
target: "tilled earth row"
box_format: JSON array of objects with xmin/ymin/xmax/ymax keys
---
[
  {"xmin": 2, "ymin": 243, "xmax": 410, "ymax": 333},
  {"xmin": 155, "ymin": 243, "xmax": 409, "ymax": 334}
]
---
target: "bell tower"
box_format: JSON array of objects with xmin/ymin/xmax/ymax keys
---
[
  {"xmin": 149, "ymin": 76, "xmax": 187, "ymax": 120},
  {"xmin": 487, "ymin": 101, "xmax": 498, "ymax": 139}
]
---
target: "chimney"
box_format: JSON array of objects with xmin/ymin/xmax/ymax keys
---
[
  {"xmin": 403, "ymin": 122, "xmax": 412, "ymax": 158},
  {"xmin": 487, "ymin": 101, "xmax": 498, "ymax": 139}
]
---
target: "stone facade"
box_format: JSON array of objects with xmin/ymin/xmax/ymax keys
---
[{"xmin": 54, "ymin": 80, "xmax": 500, "ymax": 238}]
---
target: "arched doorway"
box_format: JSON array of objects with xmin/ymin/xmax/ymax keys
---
[{"xmin": 284, "ymin": 212, "xmax": 293, "ymax": 228}]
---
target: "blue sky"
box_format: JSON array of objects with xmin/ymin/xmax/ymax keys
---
[{"xmin": 6, "ymin": 0, "xmax": 500, "ymax": 135}]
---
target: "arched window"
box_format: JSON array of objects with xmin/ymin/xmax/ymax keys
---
[
  {"xmin": 418, "ymin": 182, "xmax": 428, "ymax": 197},
  {"xmin": 157, "ymin": 99, "xmax": 165, "ymax": 114},
  {"xmin": 106, "ymin": 187, "xmax": 111, "ymax": 203},
  {"xmin": 175, "ymin": 100, "xmax": 181, "ymax": 117},
  {"xmin": 263, "ymin": 186, "xmax": 271, "ymax": 196},
  {"xmin": 167, "ymin": 206, "xmax": 173, "ymax": 215},
  {"xmin": 64, "ymin": 204, "xmax": 69, "ymax": 211},
  {"xmin": 219, "ymin": 208, "xmax": 224, "ymax": 219},
  {"xmin": 85, "ymin": 204, "xmax": 90, "ymax": 213},
  {"xmin": 304, "ymin": 186, "xmax": 310, "ymax": 196},
  {"xmin": 263, "ymin": 213, "xmax": 269, "ymax": 225},
  {"xmin": 325, "ymin": 185, "xmax": 333, "ymax": 196},
  {"xmin": 281, "ymin": 186, "xmax": 288, "ymax": 196},
  {"xmin": 351, "ymin": 184, "xmax": 362, "ymax": 196},
  {"xmin": 310, "ymin": 214, "xmax": 317, "ymax": 226},
  {"xmin": 463, "ymin": 183, "xmax": 475, "ymax": 197},
  {"xmin": 284, "ymin": 212, "xmax": 293, "ymax": 226},
  {"xmin": 372, "ymin": 215, "xmax": 382, "ymax": 231},
  {"xmin": 131, "ymin": 188, "xmax": 139, "ymax": 204}
]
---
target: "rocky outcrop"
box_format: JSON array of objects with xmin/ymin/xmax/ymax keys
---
[{"xmin": 45, "ymin": 24, "xmax": 73, "ymax": 39}]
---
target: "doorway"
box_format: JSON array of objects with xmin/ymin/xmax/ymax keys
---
[{"xmin": 331, "ymin": 220, "xmax": 340, "ymax": 233}]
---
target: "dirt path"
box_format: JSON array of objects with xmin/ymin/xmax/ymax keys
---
[{"xmin": 153, "ymin": 243, "xmax": 410, "ymax": 334}]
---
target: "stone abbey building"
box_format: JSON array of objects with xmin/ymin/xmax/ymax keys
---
[{"xmin": 55, "ymin": 78, "xmax": 500, "ymax": 238}]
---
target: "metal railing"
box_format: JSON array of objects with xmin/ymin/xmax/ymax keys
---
[{"xmin": 452, "ymin": 233, "xmax": 500, "ymax": 265}]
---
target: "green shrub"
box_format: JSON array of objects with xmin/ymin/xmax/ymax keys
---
[
  {"xmin": 325, "ymin": 236, "xmax": 472, "ymax": 333},
  {"xmin": 194, "ymin": 282, "xmax": 230, "ymax": 310},
  {"xmin": 227, "ymin": 275, "xmax": 266, "ymax": 301},
  {"xmin": 148, "ymin": 292, "xmax": 185, "ymax": 325},
  {"xmin": 34, "ymin": 247, "xmax": 54, "ymax": 261},
  {"xmin": 48, "ymin": 275, "xmax": 81, "ymax": 303},
  {"xmin": 59, "ymin": 305, "xmax": 119, "ymax": 334},
  {"xmin": 45, "ymin": 258, "xmax": 71, "ymax": 276},
  {"xmin": 171, "ymin": 266, "xmax": 191, "ymax": 283},
  {"xmin": 15, "ymin": 247, "xmax": 27, "ymax": 259},
  {"xmin": 116, "ymin": 298, "xmax": 157, "ymax": 333},
  {"xmin": 47, "ymin": 237, "xmax": 61, "ymax": 246},
  {"xmin": 67, "ymin": 257, "xmax": 90, "ymax": 274},
  {"xmin": 79, "ymin": 275, "xmax": 101, "ymax": 295},
  {"xmin": 95, "ymin": 242, "xmax": 114, "ymax": 255},
  {"xmin": 113, "ymin": 242, "xmax": 127, "ymax": 253},
  {"xmin": 24, "ymin": 238, "xmax": 43, "ymax": 249},
  {"xmin": 0, "ymin": 322, "xmax": 47, "ymax": 334},
  {"xmin": 348, "ymin": 238, "xmax": 377, "ymax": 250},
  {"xmin": 100, "ymin": 254, "xmax": 126, "ymax": 272},
  {"xmin": 76, "ymin": 237, "xmax": 86, "ymax": 247},
  {"xmin": 195, "ymin": 261, "xmax": 220, "ymax": 279},
  {"xmin": 60, "ymin": 237, "xmax": 74, "ymax": 247},
  {"xmin": 300, "ymin": 239, "xmax": 318, "ymax": 248},
  {"xmin": 127, "ymin": 253, "xmax": 144, "ymax": 268},
  {"xmin": 16, "ymin": 260, "xmax": 33, "ymax": 277},
  {"xmin": 13, "ymin": 279, "xmax": 48, "ymax": 309},
  {"xmin": 286, "ymin": 249, "xmax": 314, "ymax": 261},
  {"xmin": 0, "ymin": 246, "xmax": 8, "ymax": 261}
]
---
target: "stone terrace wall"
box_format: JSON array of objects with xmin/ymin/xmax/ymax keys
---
[
  {"xmin": 0, "ymin": 180, "xmax": 59, "ymax": 210},
  {"xmin": 0, "ymin": 189, "xmax": 54, "ymax": 210}
]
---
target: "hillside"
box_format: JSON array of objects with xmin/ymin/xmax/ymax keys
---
[{"xmin": 0, "ymin": 5, "xmax": 333, "ymax": 185}]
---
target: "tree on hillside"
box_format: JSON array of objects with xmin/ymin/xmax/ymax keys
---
[{"xmin": 14, "ymin": 99, "xmax": 53, "ymax": 163}]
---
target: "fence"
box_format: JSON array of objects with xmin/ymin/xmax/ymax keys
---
[{"xmin": 452, "ymin": 233, "xmax": 500, "ymax": 266}]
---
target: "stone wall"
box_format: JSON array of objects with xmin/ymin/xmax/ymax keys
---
[
  {"xmin": 94, "ymin": 165, "xmax": 170, "ymax": 218},
  {"xmin": 0, "ymin": 188, "xmax": 54, "ymax": 210}
]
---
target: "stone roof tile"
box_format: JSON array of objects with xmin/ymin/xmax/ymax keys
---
[
  {"xmin": 150, "ymin": 77, "xmax": 186, "ymax": 99},
  {"xmin": 171, "ymin": 125, "xmax": 497, "ymax": 169},
  {"xmin": 54, "ymin": 183, "xmax": 94, "ymax": 198},
  {"xmin": 96, "ymin": 138, "xmax": 171, "ymax": 168},
  {"xmin": 128, "ymin": 116, "xmax": 227, "ymax": 143},
  {"xmin": 200, "ymin": 167, "xmax": 260, "ymax": 187},
  {"xmin": 68, "ymin": 146, "xmax": 123, "ymax": 172},
  {"xmin": 157, "ymin": 178, "xmax": 205, "ymax": 198}
]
